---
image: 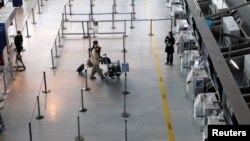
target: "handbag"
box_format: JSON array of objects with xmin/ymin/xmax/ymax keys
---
[{"xmin": 86, "ymin": 58, "xmax": 93, "ymax": 67}]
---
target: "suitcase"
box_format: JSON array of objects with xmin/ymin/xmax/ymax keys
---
[
  {"xmin": 12, "ymin": 0, "xmax": 23, "ymax": 7},
  {"xmin": 76, "ymin": 64, "xmax": 85, "ymax": 73},
  {"xmin": 0, "ymin": 0, "xmax": 4, "ymax": 8},
  {"xmin": 0, "ymin": 114, "xmax": 4, "ymax": 134}
]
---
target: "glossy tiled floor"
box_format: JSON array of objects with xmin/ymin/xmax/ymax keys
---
[{"xmin": 0, "ymin": 0, "xmax": 202, "ymax": 141}]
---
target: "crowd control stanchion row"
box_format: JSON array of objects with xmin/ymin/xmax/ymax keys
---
[
  {"xmin": 50, "ymin": 22, "xmax": 64, "ymax": 70},
  {"xmin": 121, "ymin": 34, "xmax": 130, "ymax": 118},
  {"xmin": 28, "ymin": 71, "xmax": 51, "ymax": 141},
  {"xmin": 17, "ymin": 0, "xmax": 54, "ymax": 40}
]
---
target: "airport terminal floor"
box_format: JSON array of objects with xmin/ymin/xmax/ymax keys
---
[{"xmin": 0, "ymin": 0, "xmax": 202, "ymax": 141}]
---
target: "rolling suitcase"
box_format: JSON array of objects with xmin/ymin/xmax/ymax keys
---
[
  {"xmin": 12, "ymin": 0, "xmax": 23, "ymax": 7},
  {"xmin": 76, "ymin": 64, "xmax": 85, "ymax": 73}
]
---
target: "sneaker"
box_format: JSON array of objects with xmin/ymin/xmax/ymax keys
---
[
  {"xmin": 90, "ymin": 76, "xmax": 96, "ymax": 80},
  {"xmin": 101, "ymin": 77, "xmax": 106, "ymax": 80},
  {"xmin": 165, "ymin": 62, "xmax": 169, "ymax": 65}
]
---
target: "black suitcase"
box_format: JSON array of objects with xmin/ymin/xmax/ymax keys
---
[
  {"xmin": 76, "ymin": 64, "xmax": 85, "ymax": 73},
  {"xmin": 12, "ymin": 0, "xmax": 23, "ymax": 7}
]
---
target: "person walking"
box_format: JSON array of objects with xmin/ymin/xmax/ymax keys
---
[
  {"xmin": 89, "ymin": 40, "xmax": 98, "ymax": 57},
  {"xmin": 14, "ymin": 31, "xmax": 23, "ymax": 56},
  {"xmin": 89, "ymin": 45, "xmax": 106, "ymax": 80},
  {"xmin": 14, "ymin": 31, "xmax": 26, "ymax": 70},
  {"xmin": 165, "ymin": 31, "xmax": 175, "ymax": 66}
]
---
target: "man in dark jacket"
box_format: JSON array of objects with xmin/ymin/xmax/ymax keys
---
[
  {"xmin": 14, "ymin": 31, "xmax": 23, "ymax": 56},
  {"xmin": 14, "ymin": 31, "xmax": 26, "ymax": 70},
  {"xmin": 165, "ymin": 31, "xmax": 175, "ymax": 66}
]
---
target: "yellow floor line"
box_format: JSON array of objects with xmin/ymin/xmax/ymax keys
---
[{"xmin": 145, "ymin": 0, "xmax": 175, "ymax": 141}]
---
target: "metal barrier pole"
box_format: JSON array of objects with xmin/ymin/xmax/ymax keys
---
[
  {"xmin": 132, "ymin": 2, "xmax": 136, "ymax": 19},
  {"xmin": 69, "ymin": 0, "xmax": 72, "ymax": 15},
  {"xmin": 25, "ymin": 21, "xmax": 31, "ymax": 38},
  {"xmin": 113, "ymin": 0, "xmax": 117, "ymax": 13},
  {"xmin": 37, "ymin": 0, "xmax": 42, "ymax": 14},
  {"xmin": 81, "ymin": 22, "xmax": 87, "ymax": 38},
  {"xmin": 170, "ymin": 18, "xmax": 173, "ymax": 33},
  {"xmin": 90, "ymin": 0, "xmax": 94, "ymax": 6},
  {"xmin": 131, "ymin": 0, "xmax": 134, "ymax": 6},
  {"xmin": 75, "ymin": 116, "xmax": 84, "ymax": 141},
  {"xmin": 121, "ymin": 34, "xmax": 127, "ymax": 54},
  {"xmin": 62, "ymin": 14, "xmax": 66, "ymax": 30},
  {"xmin": 69, "ymin": 0, "xmax": 72, "ymax": 6},
  {"xmin": 61, "ymin": 22, "xmax": 66, "ymax": 38},
  {"xmin": 31, "ymin": 8, "xmax": 36, "ymax": 24},
  {"xmin": 54, "ymin": 40, "xmax": 60, "ymax": 58},
  {"xmin": 124, "ymin": 20, "xmax": 127, "ymax": 37},
  {"xmin": 40, "ymin": 0, "xmax": 44, "ymax": 6},
  {"xmin": 29, "ymin": 123, "xmax": 33, "ymax": 141},
  {"xmin": 36, "ymin": 96, "xmax": 44, "ymax": 120},
  {"xmin": 58, "ymin": 31, "xmax": 63, "ymax": 47},
  {"xmin": 2, "ymin": 71, "xmax": 10, "ymax": 95},
  {"xmin": 64, "ymin": 5, "xmax": 68, "ymax": 21},
  {"xmin": 50, "ymin": 49, "xmax": 56, "ymax": 69},
  {"xmin": 121, "ymin": 79, "xmax": 129, "ymax": 118},
  {"xmin": 124, "ymin": 120, "xmax": 128, "ymax": 141},
  {"xmin": 42, "ymin": 71, "xmax": 51, "ymax": 94},
  {"xmin": 83, "ymin": 69, "xmax": 91, "ymax": 91},
  {"xmin": 90, "ymin": 0, "xmax": 94, "ymax": 22},
  {"xmin": 149, "ymin": 19, "xmax": 154, "ymax": 36},
  {"xmin": 130, "ymin": 13, "xmax": 134, "ymax": 29},
  {"xmin": 87, "ymin": 21, "xmax": 90, "ymax": 38},
  {"xmin": 111, "ymin": 6, "xmax": 116, "ymax": 29},
  {"xmin": 122, "ymin": 72, "xmax": 130, "ymax": 95},
  {"xmin": 88, "ymin": 14, "xmax": 93, "ymax": 30},
  {"xmin": 79, "ymin": 89, "xmax": 87, "ymax": 112}
]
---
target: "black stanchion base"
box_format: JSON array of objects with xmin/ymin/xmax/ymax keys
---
[
  {"xmin": 58, "ymin": 45, "xmax": 63, "ymax": 47},
  {"xmin": 79, "ymin": 108, "xmax": 87, "ymax": 112},
  {"xmin": 111, "ymin": 27, "xmax": 116, "ymax": 29},
  {"xmin": 130, "ymin": 26, "xmax": 135, "ymax": 29},
  {"xmin": 36, "ymin": 115, "xmax": 44, "ymax": 120},
  {"xmin": 26, "ymin": 35, "xmax": 31, "ymax": 38},
  {"xmin": 122, "ymin": 91, "xmax": 130, "ymax": 95},
  {"xmin": 37, "ymin": 12, "xmax": 42, "ymax": 14},
  {"xmin": 121, "ymin": 49, "xmax": 127, "ymax": 53},
  {"xmin": 121, "ymin": 112, "xmax": 129, "ymax": 118},
  {"xmin": 75, "ymin": 136, "xmax": 84, "ymax": 141},
  {"xmin": 149, "ymin": 33, "xmax": 154, "ymax": 36},
  {"xmin": 42, "ymin": 90, "xmax": 51, "ymax": 94},
  {"xmin": 83, "ymin": 88, "xmax": 91, "ymax": 91},
  {"xmin": 82, "ymin": 36, "xmax": 89, "ymax": 39},
  {"xmin": 32, "ymin": 22, "xmax": 37, "ymax": 25}
]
